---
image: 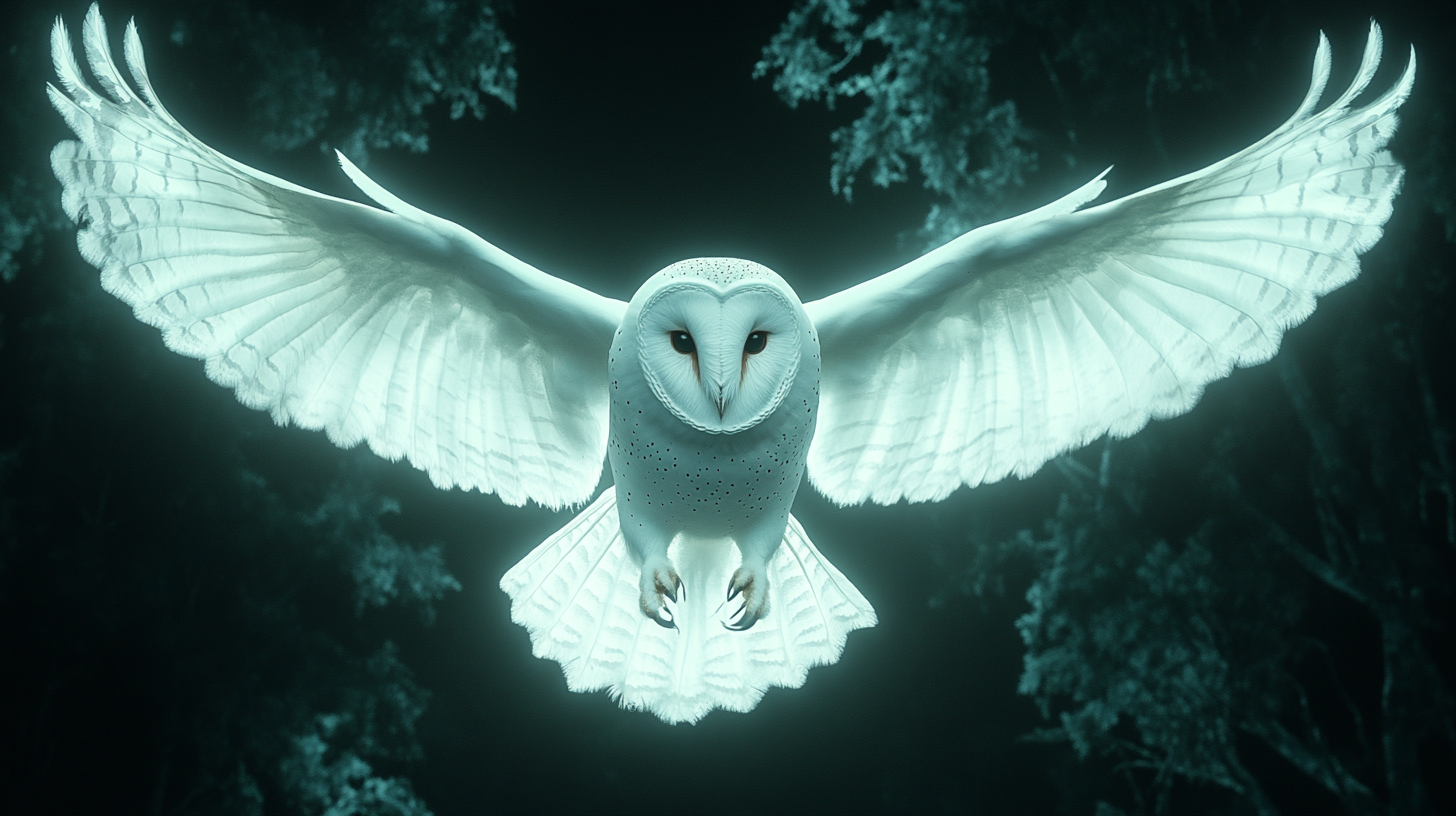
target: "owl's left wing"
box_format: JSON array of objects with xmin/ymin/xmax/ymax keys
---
[
  {"xmin": 805, "ymin": 25, "xmax": 1414, "ymax": 506},
  {"xmin": 49, "ymin": 7, "xmax": 626, "ymax": 510}
]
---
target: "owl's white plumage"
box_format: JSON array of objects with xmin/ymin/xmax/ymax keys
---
[
  {"xmin": 48, "ymin": 6, "xmax": 623, "ymax": 511},
  {"xmin": 49, "ymin": 5, "xmax": 1413, "ymax": 723},
  {"xmin": 500, "ymin": 487, "xmax": 873, "ymax": 723},
  {"xmin": 805, "ymin": 27, "xmax": 1414, "ymax": 506}
]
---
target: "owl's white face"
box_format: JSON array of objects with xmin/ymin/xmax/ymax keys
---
[{"xmin": 636, "ymin": 282, "xmax": 803, "ymax": 434}]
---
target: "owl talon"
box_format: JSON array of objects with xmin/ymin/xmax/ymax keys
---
[
  {"xmin": 648, "ymin": 605, "xmax": 677, "ymax": 630},
  {"xmin": 638, "ymin": 559, "xmax": 682, "ymax": 629},
  {"xmin": 723, "ymin": 602, "xmax": 764, "ymax": 631},
  {"xmin": 721, "ymin": 566, "xmax": 768, "ymax": 632}
]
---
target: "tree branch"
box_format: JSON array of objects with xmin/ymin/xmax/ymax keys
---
[
  {"xmin": 1277, "ymin": 357, "xmax": 1388, "ymax": 556},
  {"xmin": 1207, "ymin": 464, "xmax": 1372, "ymax": 607},
  {"xmin": 1410, "ymin": 336, "xmax": 1456, "ymax": 546},
  {"xmin": 1241, "ymin": 715, "xmax": 1381, "ymax": 815},
  {"xmin": 1382, "ymin": 619, "xmax": 1428, "ymax": 816}
]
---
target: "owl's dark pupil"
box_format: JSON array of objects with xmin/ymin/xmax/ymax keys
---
[
  {"xmin": 670, "ymin": 331, "xmax": 696, "ymax": 354},
  {"xmin": 744, "ymin": 331, "xmax": 767, "ymax": 355}
]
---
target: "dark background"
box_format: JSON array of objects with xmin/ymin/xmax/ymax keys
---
[{"xmin": 2, "ymin": 1, "xmax": 1453, "ymax": 813}]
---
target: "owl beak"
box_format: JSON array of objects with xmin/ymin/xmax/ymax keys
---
[{"xmin": 711, "ymin": 381, "xmax": 727, "ymax": 418}]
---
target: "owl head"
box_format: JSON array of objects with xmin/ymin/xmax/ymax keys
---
[{"xmin": 631, "ymin": 258, "xmax": 808, "ymax": 434}]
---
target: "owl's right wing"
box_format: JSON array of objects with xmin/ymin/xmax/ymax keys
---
[
  {"xmin": 805, "ymin": 25, "xmax": 1413, "ymax": 506},
  {"xmin": 49, "ymin": 7, "xmax": 626, "ymax": 510}
]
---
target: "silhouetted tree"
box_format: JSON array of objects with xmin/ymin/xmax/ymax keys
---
[
  {"xmin": 756, "ymin": 0, "xmax": 1273, "ymax": 248},
  {"xmin": 763, "ymin": 2, "xmax": 1454, "ymax": 813},
  {"xmin": 0, "ymin": 2, "xmax": 508, "ymax": 812}
]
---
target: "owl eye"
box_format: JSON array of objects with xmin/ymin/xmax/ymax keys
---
[
  {"xmin": 670, "ymin": 331, "xmax": 696, "ymax": 355},
  {"xmin": 744, "ymin": 331, "xmax": 768, "ymax": 355}
]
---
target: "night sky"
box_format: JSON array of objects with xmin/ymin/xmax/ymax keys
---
[{"xmin": 4, "ymin": 1, "xmax": 1455, "ymax": 813}]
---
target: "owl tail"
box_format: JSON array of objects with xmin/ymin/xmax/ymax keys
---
[{"xmin": 500, "ymin": 486, "xmax": 877, "ymax": 724}]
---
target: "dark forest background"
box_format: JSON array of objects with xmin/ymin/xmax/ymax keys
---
[{"xmin": 2, "ymin": 1, "xmax": 1453, "ymax": 813}]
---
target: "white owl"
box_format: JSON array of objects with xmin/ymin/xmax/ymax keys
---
[{"xmin": 48, "ymin": 5, "xmax": 1414, "ymax": 723}]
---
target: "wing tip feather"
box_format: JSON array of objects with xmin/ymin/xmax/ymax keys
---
[
  {"xmin": 122, "ymin": 17, "xmax": 162, "ymax": 111},
  {"xmin": 80, "ymin": 3, "xmax": 134, "ymax": 106},
  {"xmin": 1330, "ymin": 20, "xmax": 1386, "ymax": 112},
  {"xmin": 50, "ymin": 15, "xmax": 85, "ymax": 99},
  {"xmin": 1296, "ymin": 32, "xmax": 1332, "ymax": 123}
]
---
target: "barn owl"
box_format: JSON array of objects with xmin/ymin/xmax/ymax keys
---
[{"xmin": 49, "ymin": 5, "xmax": 1414, "ymax": 723}]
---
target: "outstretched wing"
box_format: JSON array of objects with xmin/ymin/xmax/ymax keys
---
[
  {"xmin": 806, "ymin": 24, "xmax": 1415, "ymax": 506},
  {"xmin": 49, "ymin": 6, "xmax": 627, "ymax": 509}
]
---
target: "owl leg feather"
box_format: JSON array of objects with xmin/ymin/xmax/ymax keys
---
[
  {"xmin": 502, "ymin": 491, "xmax": 878, "ymax": 722},
  {"xmin": 621, "ymin": 515, "xmax": 683, "ymax": 629},
  {"xmin": 722, "ymin": 523, "xmax": 784, "ymax": 631}
]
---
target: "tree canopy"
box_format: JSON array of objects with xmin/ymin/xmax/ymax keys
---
[{"xmin": 757, "ymin": 1, "xmax": 1455, "ymax": 812}]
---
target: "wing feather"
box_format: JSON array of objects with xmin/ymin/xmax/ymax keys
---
[
  {"xmin": 806, "ymin": 24, "xmax": 1414, "ymax": 505},
  {"xmin": 50, "ymin": 6, "xmax": 626, "ymax": 509}
]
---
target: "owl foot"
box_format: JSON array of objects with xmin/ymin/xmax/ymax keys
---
[
  {"xmin": 723, "ymin": 566, "xmax": 769, "ymax": 631},
  {"xmin": 638, "ymin": 559, "xmax": 683, "ymax": 630}
]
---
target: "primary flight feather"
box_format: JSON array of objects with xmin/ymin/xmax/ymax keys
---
[{"xmin": 49, "ymin": 4, "xmax": 1414, "ymax": 723}]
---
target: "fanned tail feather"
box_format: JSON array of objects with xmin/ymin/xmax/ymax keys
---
[{"xmin": 500, "ymin": 487, "xmax": 876, "ymax": 723}]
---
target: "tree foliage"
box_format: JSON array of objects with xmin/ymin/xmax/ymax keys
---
[
  {"xmin": 757, "ymin": 0, "xmax": 1276, "ymax": 248},
  {"xmin": 0, "ymin": 287, "xmax": 459, "ymax": 811},
  {"xmin": 756, "ymin": 0, "xmax": 1036, "ymax": 246},
  {"xmin": 0, "ymin": 2, "xmax": 503, "ymax": 811},
  {"xmin": 176, "ymin": 0, "xmax": 516, "ymax": 161},
  {"xmin": 765, "ymin": 1, "xmax": 1456, "ymax": 813}
]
